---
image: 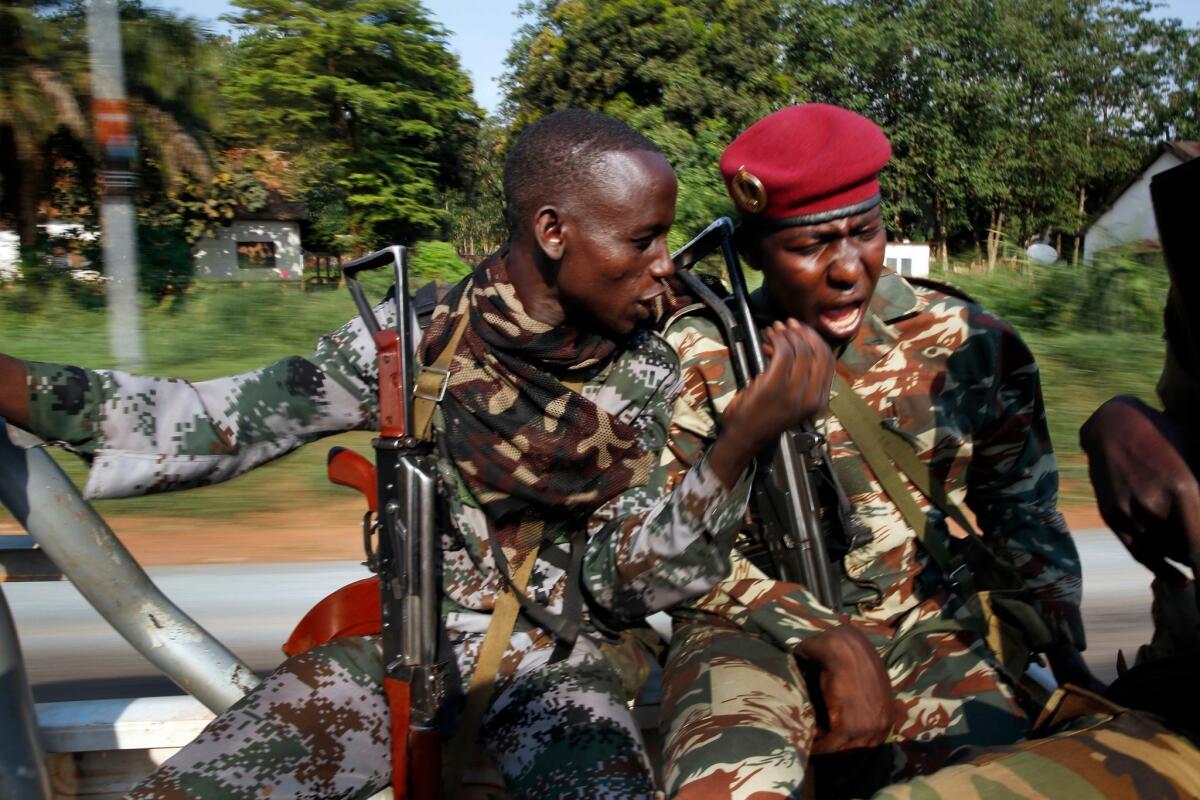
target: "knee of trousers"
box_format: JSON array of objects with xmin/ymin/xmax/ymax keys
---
[{"xmin": 660, "ymin": 624, "xmax": 818, "ymax": 799}]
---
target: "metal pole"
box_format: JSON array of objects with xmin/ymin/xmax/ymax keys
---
[
  {"xmin": 0, "ymin": 421, "xmax": 259, "ymax": 713},
  {"xmin": 87, "ymin": 0, "xmax": 145, "ymax": 370},
  {"xmin": 0, "ymin": 585, "xmax": 52, "ymax": 800}
]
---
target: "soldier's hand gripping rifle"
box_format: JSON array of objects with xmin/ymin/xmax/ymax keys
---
[
  {"xmin": 342, "ymin": 246, "xmax": 444, "ymax": 800},
  {"xmin": 671, "ymin": 218, "xmax": 842, "ymax": 608}
]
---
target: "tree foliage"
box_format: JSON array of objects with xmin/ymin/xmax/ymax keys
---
[
  {"xmin": 503, "ymin": 0, "xmax": 1199, "ymax": 264},
  {"xmin": 221, "ymin": 0, "xmax": 482, "ymax": 252}
]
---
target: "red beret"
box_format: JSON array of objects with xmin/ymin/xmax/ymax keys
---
[{"xmin": 720, "ymin": 104, "xmax": 892, "ymax": 226}]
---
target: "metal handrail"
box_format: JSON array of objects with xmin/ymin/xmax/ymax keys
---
[{"xmin": 0, "ymin": 420, "xmax": 260, "ymax": 714}]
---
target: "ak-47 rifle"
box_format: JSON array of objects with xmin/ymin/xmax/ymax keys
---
[
  {"xmin": 671, "ymin": 218, "xmax": 842, "ymax": 608},
  {"xmin": 341, "ymin": 246, "xmax": 445, "ymax": 800}
]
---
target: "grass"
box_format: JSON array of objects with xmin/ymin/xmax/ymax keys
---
[{"xmin": 2, "ymin": 267, "xmax": 1164, "ymax": 522}]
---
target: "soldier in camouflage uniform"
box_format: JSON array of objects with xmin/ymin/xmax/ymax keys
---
[
  {"xmin": 868, "ymin": 134, "xmax": 1200, "ymax": 800},
  {"xmin": 0, "ymin": 110, "xmax": 835, "ymax": 799},
  {"xmin": 656, "ymin": 104, "xmax": 1089, "ymax": 799}
]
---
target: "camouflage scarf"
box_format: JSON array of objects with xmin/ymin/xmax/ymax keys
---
[{"xmin": 419, "ymin": 250, "xmax": 654, "ymax": 555}]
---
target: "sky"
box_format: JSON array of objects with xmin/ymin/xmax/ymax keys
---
[{"xmin": 165, "ymin": 0, "xmax": 1199, "ymax": 116}]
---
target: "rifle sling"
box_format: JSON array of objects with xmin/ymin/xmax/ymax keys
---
[
  {"xmin": 413, "ymin": 289, "xmax": 471, "ymax": 443},
  {"xmin": 828, "ymin": 375, "xmax": 971, "ymax": 593},
  {"xmin": 489, "ymin": 527, "xmax": 587, "ymax": 663},
  {"xmin": 448, "ymin": 516, "xmax": 542, "ymax": 789}
]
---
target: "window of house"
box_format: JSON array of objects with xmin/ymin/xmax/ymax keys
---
[
  {"xmin": 885, "ymin": 257, "xmax": 898, "ymax": 269},
  {"xmin": 237, "ymin": 241, "xmax": 276, "ymax": 270},
  {"xmin": 900, "ymin": 257, "xmax": 913, "ymax": 275}
]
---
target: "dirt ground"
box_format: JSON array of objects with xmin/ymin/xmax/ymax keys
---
[{"xmin": 0, "ymin": 501, "xmax": 1112, "ymax": 566}]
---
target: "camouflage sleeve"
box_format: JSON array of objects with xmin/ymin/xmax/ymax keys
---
[
  {"xmin": 960, "ymin": 310, "xmax": 1085, "ymax": 650},
  {"xmin": 583, "ymin": 449, "xmax": 754, "ymax": 624},
  {"xmin": 639, "ymin": 315, "xmax": 847, "ymax": 647},
  {"xmin": 25, "ymin": 298, "xmax": 394, "ymax": 499}
]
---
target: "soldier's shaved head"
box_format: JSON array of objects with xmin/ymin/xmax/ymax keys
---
[{"xmin": 503, "ymin": 109, "xmax": 663, "ymax": 233}]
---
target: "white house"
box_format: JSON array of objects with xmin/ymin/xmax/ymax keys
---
[
  {"xmin": 884, "ymin": 241, "xmax": 930, "ymax": 278},
  {"xmin": 191, "ymin": 201, "xmax": 307, "ymax": 282},
  {"xmin": 1083, "ymin": 141, "xmax": 1199, "ymax": 263}
]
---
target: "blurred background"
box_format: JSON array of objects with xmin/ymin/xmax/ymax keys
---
[{"xmin": 1, "ymin": 0, "xmax": 1198, "ymax": 548}]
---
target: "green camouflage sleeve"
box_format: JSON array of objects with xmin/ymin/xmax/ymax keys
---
[
  {"xmin": 956, "ymin": 308, "xmax": 1085, "ymax": 649},
  {"xmin": 655, "ymin": 314, "xmax": 846, "ymax": 646},
  {"xmin": 582, "ymin": 328, "xmax": 754, "ymax": 623},
  {"xmin": 25, "ymin": 298, "xmax": 394, "ymax": 499}
]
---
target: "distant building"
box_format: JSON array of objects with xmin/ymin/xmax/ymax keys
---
[
  {"xmin": 1082, "ymin": 141, "xmax": 1199, "ymax": 262},
  {"xmin": 884, "ymin": 242, "xmax": 930, "ymax": 278},
  {"xmin": 191, "ymin": 200, "xmax": 307, "ymax": 282},
  {"xmin": 0, "ymin": 223, "xmax": 98, "ymax": 281}
]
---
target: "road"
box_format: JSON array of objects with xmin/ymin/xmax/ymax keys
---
[{"xmin": 5, "ymin": 529, "xmax": 1158, "ymax": 702}]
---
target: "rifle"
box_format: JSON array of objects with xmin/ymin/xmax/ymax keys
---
[
  {"xmin": 671, "ymin": 218, "xmax": 842, "ymax": 608},
  {"xmin": 342, "ymin": 246, "xmax": 444, "ymax": 800}
]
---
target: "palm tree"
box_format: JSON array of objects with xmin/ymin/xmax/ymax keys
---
[{"xmin": 0, "ymin": 0, "xmax": 219, "ymax": 249}]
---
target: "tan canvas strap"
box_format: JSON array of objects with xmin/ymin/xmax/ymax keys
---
[
  {"xmin": 828, "ymin": 375, "xmax": 957, "ymax": 579},
  {"xmin": 412, "ymin": 289, "xmax": 471, "ymax": 443},
  {"xmin": 447, "ymin": 516, "xmax": 543, "ymax": 790}
]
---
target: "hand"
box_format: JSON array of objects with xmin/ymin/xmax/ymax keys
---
[
  {"xmin": 0, "ymin": 354, "xmax": 31, "ymax": 430},
  {"xmin": 1080, "ymin": 396, "xmax": 1200, "ymax": 575},
  {"xmin": 797, "ymin": 624, "xmax": 896, "ymax": 754},
  {"xmin": 708, "ymin": 319, "xmax": 835, "ymax": 487}
]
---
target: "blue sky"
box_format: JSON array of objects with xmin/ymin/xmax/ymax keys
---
[{"xmin": 164, "ymin": 0, "xmax": 1199, "ymax": 116}]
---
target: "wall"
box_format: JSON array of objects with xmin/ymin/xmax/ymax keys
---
[
  {"xmin": 191, "ymin": 221, "xmax": 304, "ymax": 281},
  {"xmin": 884, "ymin": 242, "xmax": 930, "ymax": 278},
  {"xmin": 1083, "ymin": 152, "xmax": 1183, "ymax": 262}
]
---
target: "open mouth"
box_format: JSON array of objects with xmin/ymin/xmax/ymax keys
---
[{"xmin": 819, "ymin": 302, "xmax": 865, "ymax": 338}]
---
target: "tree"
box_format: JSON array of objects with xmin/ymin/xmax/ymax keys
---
[
  {"xmin": 502, "ymin": 0, "xmax": 790, "ymax": 238},
  {"xmin": 0, "ymin": 0, "xmax": 226, "ymax": 249},
  {"xmin": 221, "ymin": 0, "xmax": 481, "ymax": 252}
]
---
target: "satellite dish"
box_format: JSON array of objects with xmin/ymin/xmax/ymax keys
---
[{"xmin": 1026, "ymin": 243, "xmax": 1057, "ymax": 265}]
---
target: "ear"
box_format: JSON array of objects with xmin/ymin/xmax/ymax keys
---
[{"xmin": 532, "ymin": 206, "xmax": 565, "ymax": 261}]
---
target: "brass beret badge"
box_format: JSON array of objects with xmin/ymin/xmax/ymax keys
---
[{"xmin": 731, "ymin": 167, "xmax": 767, "ymax": 214}]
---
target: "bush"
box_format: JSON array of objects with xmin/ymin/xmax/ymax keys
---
[{"xmin": 942, "ymin": 245, "xmax": 1169, "ymax": 335}]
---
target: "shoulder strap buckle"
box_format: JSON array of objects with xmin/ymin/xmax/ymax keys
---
[{"xmin": 414, "ymin": 364, "xmax": 451, "ymax": 404}]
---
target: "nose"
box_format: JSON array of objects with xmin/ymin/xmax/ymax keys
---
[
  {"xmin": 649, "ymin": 241, "xmax": 675, "ymax": 280},
  {"xmin": 826, "ymin": 237, "xmax": 864, "ymax": 287}
]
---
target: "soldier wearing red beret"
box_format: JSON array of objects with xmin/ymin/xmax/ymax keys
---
[{"xmin": 657, "ymin": 104, "xmax": 1091, "ymax": 798}]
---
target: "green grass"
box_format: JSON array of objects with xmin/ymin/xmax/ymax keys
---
[
  {"xmin": 1023, "ymin": 330, "xmax": 1163, "ymax": 503},
  {"xmin": 2, "ymin": 271, "xmax": 1163, "ymax": 521}
]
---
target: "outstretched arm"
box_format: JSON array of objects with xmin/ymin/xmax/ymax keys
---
[{"xmin": 5, "ymin": 297, "xmax": 394, "ymax": 499}]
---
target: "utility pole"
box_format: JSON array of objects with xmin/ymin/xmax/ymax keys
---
[{"xmin": 87, "ymin": 0, "xmax": 144, "ymax": 370}]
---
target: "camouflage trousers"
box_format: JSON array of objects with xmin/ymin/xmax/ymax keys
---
[
  {"xmin": 129, "ymin": 633, "xmax": 658, "ymax": 800},
  {"xmin": 870, "ymin": 686, "xmax": 1200, "ymax": 799},
  {"xmin": 660, "ymin": 596, "xmax": 1030, "ymax": 799}
]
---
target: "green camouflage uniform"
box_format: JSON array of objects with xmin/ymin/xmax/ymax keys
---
[
  {"xmin": 657, "ymin": 272, "xmax": 1084, "ymax": 799},
  {"xmin": 869, "ymin": 685, "xmax": 1200, "ymax": 800},
  {"xmin": 26, "ymin": 284, "xmax": 753, "ymax": 799}
]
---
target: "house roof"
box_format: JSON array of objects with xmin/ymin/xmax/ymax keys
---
[{"xmin": 1082, "ymin": 141, "xmax": 1198, "ymax": 233}]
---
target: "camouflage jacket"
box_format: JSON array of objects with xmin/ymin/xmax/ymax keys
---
[
  {"xmin": 25, "ymin": 289, "xmax": 752, "ymax": 679},
  {"xmin": 661, "ymin": 271, "xmax": 1084, "ymax": 651}
]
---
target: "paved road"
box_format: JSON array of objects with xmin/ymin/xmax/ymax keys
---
[{"xmin": 5, "ymin": 530, "xmax": 1158, "ymax": 702}]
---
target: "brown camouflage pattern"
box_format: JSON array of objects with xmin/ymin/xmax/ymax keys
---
[
  {"xmin": 657, "ymin": 272, "xmax": 1081, "ymax": 798},
  {"xmin": 872, "ymin": 688, "xmax": 1200, "ymax": 799},
  {"xmin": 420, "ymin": 251, "xmax": 653, "ymax": 555},
  {"xmin": 26, "ymin": 268, "xmax": 755, "ymax": 797}
]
